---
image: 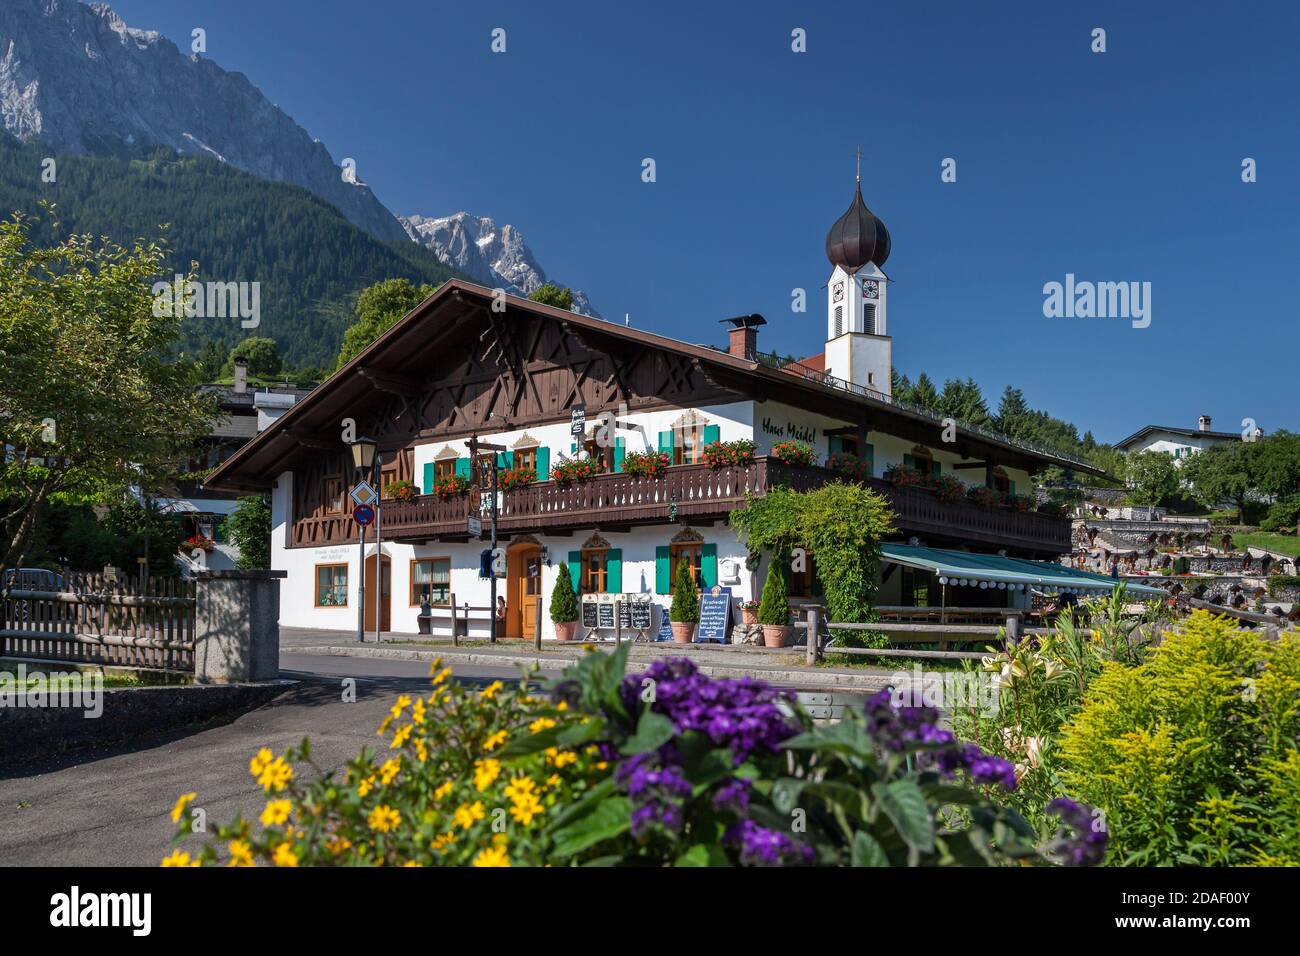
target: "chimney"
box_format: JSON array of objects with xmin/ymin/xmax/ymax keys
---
[
  {"xmin": 1198, "ymin": 415, "xmax": 1212, "ymax": 432},
  {"xmin": 233, "ymin": 357, "xmax": 248, "ymax": 394},
  {"xmin": 720, "ymin": 313, "xmax": 766, "ymax": 359}
]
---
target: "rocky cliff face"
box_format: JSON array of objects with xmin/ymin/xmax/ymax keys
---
[
  {"xmin": 401, "ymin": 212, "xmax": 599, "ymax": 316},
  {"xmin": 0, "ymin": 0, "xmax": 408, "ymax": 241}
]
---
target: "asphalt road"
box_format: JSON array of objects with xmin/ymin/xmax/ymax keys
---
[{"xmin": 0, "ymin": 656, "xmax": 527, "ymax": 867}]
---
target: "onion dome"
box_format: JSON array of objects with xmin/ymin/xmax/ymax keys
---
[{"xmin": 825, "ymin": 183, "xmax": 890, "ymax": 272}]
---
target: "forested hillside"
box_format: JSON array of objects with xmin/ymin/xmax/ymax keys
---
[{"xmin": 0, "ymin": 135, "xmax": 460, "ymax": 371}]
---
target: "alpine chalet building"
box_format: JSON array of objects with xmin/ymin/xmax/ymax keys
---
[{"xmin": 206, "ymin": 181, "xmax": 1103, "ymax": 639}]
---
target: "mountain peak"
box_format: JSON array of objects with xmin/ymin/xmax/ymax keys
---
[{"xmin": 401, "ymin": 212, "xmax": 599, "ymax": 317}]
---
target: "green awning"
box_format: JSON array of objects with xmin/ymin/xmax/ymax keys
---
[{"xmin": 881, "ymin": 544, "xmax": 1167, "ymax": 597}]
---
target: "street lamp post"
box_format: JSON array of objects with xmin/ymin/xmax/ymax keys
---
[{"xmin": 349, "ymin": 435, "xmax": 377, "ymax": 644}]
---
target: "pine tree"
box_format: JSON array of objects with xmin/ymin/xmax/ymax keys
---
[{"xmin": 549, "ymin": 563, "xmax": 579, "ymax": 623}]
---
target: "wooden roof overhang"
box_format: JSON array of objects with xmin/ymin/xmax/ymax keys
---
[{"xmin": 205, "ymin": 280, "xmax": 1106, "ymax": 493}]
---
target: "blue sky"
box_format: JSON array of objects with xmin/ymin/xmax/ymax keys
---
[{"xmin": 111, "ymin": 0, "xmax": 1299, "ymax": 443}]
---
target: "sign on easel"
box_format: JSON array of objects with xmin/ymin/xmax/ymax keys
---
[{"xmin": 696, "ymin": 586, "xmax": 733, "ymax": 643}]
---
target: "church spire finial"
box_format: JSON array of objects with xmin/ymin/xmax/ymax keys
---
[{"xmin": 855, "ymin": 146, "xmax": 861, "ymax": 184}]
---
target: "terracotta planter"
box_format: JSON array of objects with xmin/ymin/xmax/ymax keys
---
[
  {"xmin": 761, "ymin": 624, "xmax": 793, "ymax": 648},
  {"xmin": 740, "ymin": 608, "xmax": 758, "ymax": 626},
  {"xmin": 554, "ymin": 620, "xmax": 578, "ymax": 642},
  {"xmin": 670, "ymin": 621, "xmax": 696, "ymax": 644}
]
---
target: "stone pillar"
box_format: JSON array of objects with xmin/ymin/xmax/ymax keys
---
[{"xmin": 194, "ymin": 570, "xmax": 286, "ymax": 683}]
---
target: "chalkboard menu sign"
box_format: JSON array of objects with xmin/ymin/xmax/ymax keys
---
[
  {"xmin": 696, "ymin": 587, "xmax": 733, "ymax": 643},
  {"xmin": 628, "ymin": 601, "xmax": 652, "ymax": 630},
  {"xmin": 581, "ymin": 600, "xmax": 598, "ymax": 628},
  {"xmin": 597, "ymin": 602, "xmax": 616, "ymax": 629},
  {"xmin": 656, "ymin": 605, "xmax": 675, "ymax": 642}
]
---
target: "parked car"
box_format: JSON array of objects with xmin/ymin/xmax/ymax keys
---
[{"xmin": 2, "ymin": 568, "xmax": 65, "ymax": 623}]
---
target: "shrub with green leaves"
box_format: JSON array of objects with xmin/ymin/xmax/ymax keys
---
[
  {"xmin": 550, "ymin": 563, "xmax": 579, "ymax": 623},
  {"xmin": 756, "ymin": 559, "xmax": 789, "ymax": 626},
  {"xmin": 669, "ymin": 560, "xmax": 699, "ymax": 623},
  {"xmin": 1057, "ymin": 611, "xmax": 1300, "ymax": 865}
]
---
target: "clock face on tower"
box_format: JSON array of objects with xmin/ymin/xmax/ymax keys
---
[
  {"xmin": 833, "ymin": 282, "xmax": 844, "ymax": 303},
  {"xmin": 862, "ymin": 280, "xmax": 879, "ymax": 299}
]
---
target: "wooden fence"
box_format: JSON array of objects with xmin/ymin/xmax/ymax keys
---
[{"xmin": 0, "ymin": 573, "xmax": 197, "ymax": 672}]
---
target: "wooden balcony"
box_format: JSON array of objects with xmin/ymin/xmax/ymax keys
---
[{"xmin": 290, "ymin": 457, "xmax": 1070, "ymax": 555}]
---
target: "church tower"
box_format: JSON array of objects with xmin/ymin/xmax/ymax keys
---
[{"xmin": 824, "ymin": 170, "xmax": 892, "ymax": 397}]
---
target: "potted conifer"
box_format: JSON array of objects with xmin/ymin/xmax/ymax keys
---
[
  {"xmin": 757, "ymin": 559, "xmax": 793, "ymax": 647},
  {"xmin": 669, "ymin": 561, "xmax": 699, "ymax": 644},
  {"xmin": 550, "ymin": 563, "xmax": 579, "ymax": 642}
]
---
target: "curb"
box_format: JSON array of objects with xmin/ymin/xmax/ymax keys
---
[{"xmin": 290, "ymin": 644, "xmax": 896, "ymax": 692}]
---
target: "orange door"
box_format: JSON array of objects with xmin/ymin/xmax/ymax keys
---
[
  {"xmin": 519, "ymin": 550, "xmax": 541, "ymax": 640},
  {"xmin": 364, "ymin": 554, "xmax": 391, "ymax": 632}
]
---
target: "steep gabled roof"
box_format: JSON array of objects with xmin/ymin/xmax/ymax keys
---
[
  {"xmin": 205, "ymin": 280, "xmax": 1105, "ymax": 492},
  {"xmin": 1113, "ymin": 424, "xmax": 1245, "ymax": 449}
]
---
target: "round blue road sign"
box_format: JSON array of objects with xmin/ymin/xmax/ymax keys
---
[{"xmin": 353, "ymin": 504, "xmax": 375, "ymax": 526}]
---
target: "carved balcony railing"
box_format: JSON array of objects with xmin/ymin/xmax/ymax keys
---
[{"xmin": 289, "ymin": 457, "xmax": 1071, "ymax": 554}]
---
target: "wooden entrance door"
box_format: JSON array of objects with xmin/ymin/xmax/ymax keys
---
[
  {"xmin": 507, "ymin": 544, "xmax": 542, "ymax": 640},
  {"xmin": 364, "ymin": 553, "xmax": 391, "ymax": 632}
]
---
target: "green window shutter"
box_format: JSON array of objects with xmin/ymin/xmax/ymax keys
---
[
  {"xmin": 606, "ymin": 549, "xmax": 622, "ymax": 593},
  {"xmin": 568, "ymin": 551, "xmax": 582, "ymax": 594},
  {"xmin": 658, "ymin": 430, "xmax": 674, "ymax": 455},
  {"xmin": 614, "ymin": 437, "xmax": 626, "ymax": 472},
  {"xmin": 700, "ymin": 543, "xmax": 718, "ymax": 588},
  {"xmin": 828, "ymin": 436, "xmax": 843, "ymax": 455},
  {"xmin": 571, "ymin": 441, "xmax": 578, "ymax": 455},
  {"xmin": 702, "ymin": 424, "xmax": 721, "ymax": 447},
  {"xmin": 903, "ymin": 453, "xmax": 915, "ymax": 469},
  {"xmin": 454, "ymin": 458, "xmax": 471, "ymax": 480},
  {"xmin": 931, "ymin": 460, "xmax": 942, "ymax": 478},
  {"xmin": 497, "ymin": 451, "xmax": 511, "ymax": 469},
  {"xmin": 422, "ymin": 462, "xmax": 436, "ymax": 495},
  {"xmin": 1008, "ymin": 480, "xmax": 1016, "ymax": 496},
  {"xmin": 655, "ymin": 546, "xmax": 670, "ymax": 594},
  {"xmin": 536, "ymin": 447, "xmax": 550, "ymax": 480}
]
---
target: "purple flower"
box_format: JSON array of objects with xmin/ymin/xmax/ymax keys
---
[
  {"xmin": 711, "ymin": 777, "xmax": 753, "ymax": 815},
  {"xmin": 1044, "ymin": 797, "xmax": 1108, "ymax": 866},
  {"xmin": 724, "ymin": 819, "xmax": 815, "ymax": 867},
  {"xmin": 866, "ymin": 690, "xmax": 1018, "ymax": 792}
]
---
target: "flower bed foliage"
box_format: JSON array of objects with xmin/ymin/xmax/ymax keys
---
[
  {"xmin": 770, "ymin": 440, "xmax": 815, "ymax": 467},
  {"xmin": 550, "ymin": 564, "xmax": 579, "ymax": 624},
  {"xmin": 551, "ymin": 455, "xmax": 600, "ymax": 485},
  {"xmin": 669, "ymin": 560, "xmax": 699, "ymax": 624},
  {"xmin": 702, "ymin": 439, "xmax": 755, "ymax": 468},
  {"xmin": 164, "ymin": 644, "xmax": 1107, "ymax": 867},
  {"xmin": 385, "ymin": 479, "xmax": 418, "ymax": 502},
  {"xmin": 497, "ymin": 466, "xmax": 537, "ymax": 493},
  {"xmin": 434, "ymin": 474, "xmax": 469, "ymax": 498},
  {"xmin": 621, "ymin": 451, "xmax": 670, "ymax": 478},
  {"xmin": 1057, "ymin": 612, "xmax": 1300, "ymax": 866},
  {"xmin": 181, "ymin": 534, "xmax": 214, "ymax": 553},
  {"xmin": 964, "ymin": 485, "xmax": 996, "ymax": 507},
  {"xmin": 826, "ymin": 452, "xmax": 871, "ymax": 481}
]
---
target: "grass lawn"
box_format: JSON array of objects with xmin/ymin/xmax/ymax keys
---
[
  {"xmin": 1234, "ymin": 532, "xmax": 1300, "ymax": 557},
  {"xmin": 0, "ymin": 671, "xmax": 149, "ymax": 691}
]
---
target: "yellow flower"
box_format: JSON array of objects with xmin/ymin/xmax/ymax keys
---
[
  {"xmin": 433, "ymin": 780, "xmax": 454, "ymax": 801},
  {"xmin": 403, "ymin": 860, "xmax": 422, "ymax": 867},
  {"xmin": 228, "ymin": 839, "xmax": 255, "ymax": 868},
  {"xmin": 391, "ymin": 724, "xmax": 413, "ymax": 748},
  {"xmin": 260, "ymin": 799, "xmax": 293, "ymax": 827},
  {"xmin": 545, "ymin": 774, "xmax": 561, "ymax": 789},
  {"xmin": 272, "ymin": 842, "xmax": 299, "ymax": 867},
  {"xmin": 358, "ymin": 774, "xmax": 377, "ymax": 797},
  {"xmin": 483, "ymin": 729, "xmax": 508, "ymax": 751},
  {"xmin": 509, "ymin": 796, "xmax": 543, "ymax": 826},
  {"xmin": 431, "ymin": 831, "xmax": 456, "ymax": 852},
  {"xmin": 368, "ymin": 805, "xmax": 402, "ymax": 833},
  {"xmin": 473, "ymin": 758, "xmax": 501, "ymax": 792},
  {"xmin": 472, "ymin": 845, "xmax": 511, "ymax": 867},
  {"xmin": 479, "ymin": 680, "xmax": 503, "ymax": 700},
  {"xmin": 380, "ymin": 758, "xmax": 401, "ymax": 785},
  {"xmin": 327, "ymin": 835, "xmax": 352, "ymax": 856},
  {"xmin": 415, "ymin": 739, "xmax": 428, "ymax": 763},
  {"xmin": 529, "ymin": 717, "xmax": 557, "ymax": 734},
  {"xmin": 248, "ymin": 747, "xmax": 273, "ymax": 778},
  {"xmin": 454, "ymin": 801, "xmax": 485, "ymax": 830},
  {"xmin": 504, "ymin": 776, "xmax": 537, "ymax": 801},
  {"xmin": 430, "ymin": 664, "xmax": 452, "ymax": 686},
  {"xmin": 257, "ymin": 756, "xmax": 293, "ymax": 792},
  {"xmin": 170, "ymin": 791, "xmax": 197, "ymax": 825},
  {"xmin": 160, "ymin": 850, "xmax": 196, "ymax": 867},
  {"xmin": 556, "ymin": 701, "xmax": 569, "ymax": 712},
  {"xmin": 412, "ymin": 698, "xmax": 427, "ymax": 725},
  {"xmin": 551, "ymin": 750, "xmax": 577, "ymax": 769}
]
